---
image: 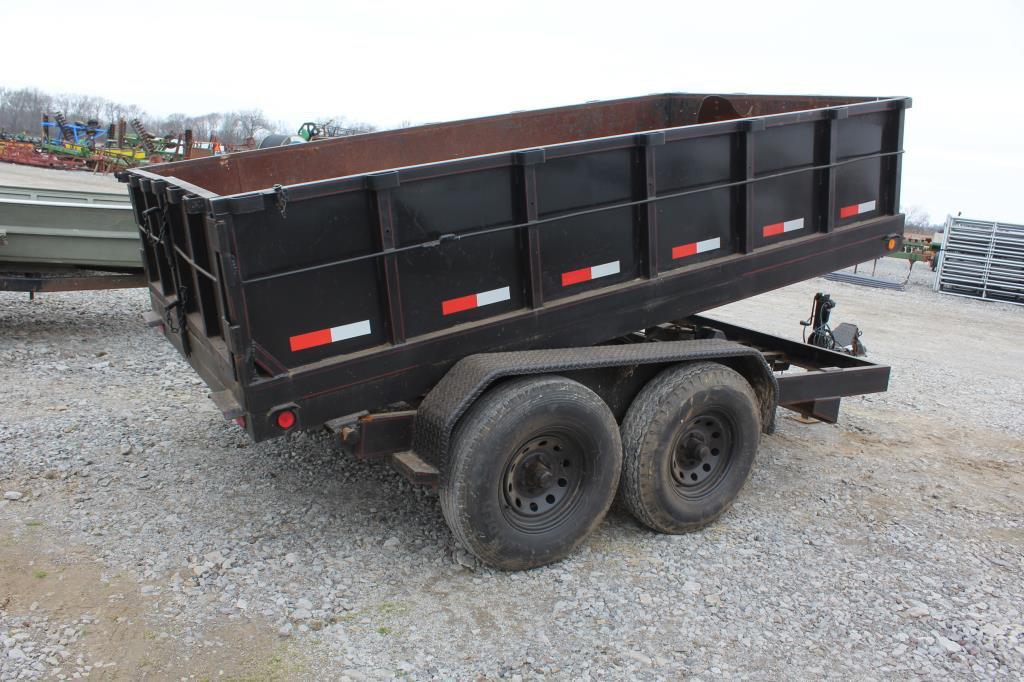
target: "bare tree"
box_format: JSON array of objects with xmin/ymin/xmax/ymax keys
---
[
  {"xmin": 214, "ymin": 109, "xmax": 273, "ymax": 145},
  {"xmin": 238, "ymin": 109, "xmax": 272, "ymax": 142},
  {"xmin": 902, "ymin": 205, "xmax": 932, "ymax": 231},
  {"xmin": 162, "ymin": 112, "xmax": 189, "ymax": 136},
  {"xmin": 0, "ymin": 87, "xmax": 53, "ymax": 134}
]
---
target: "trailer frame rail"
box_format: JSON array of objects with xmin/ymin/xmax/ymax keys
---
[{"xmin": 318, "ymin": 314, "xmax": 891, "ymax": 487}]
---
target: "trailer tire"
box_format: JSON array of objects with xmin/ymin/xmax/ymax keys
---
[
  {"xmin": 620, "ymin": 362, "xmax": 760, "ymax": 534},
  {"xmin": 440, "ymin": 375, "xmax": 621, "ymax": 570}
]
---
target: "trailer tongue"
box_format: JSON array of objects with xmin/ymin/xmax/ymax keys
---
[{"xmin": 122, "ymin": 92, "xmax": 909, "ymax": 569}]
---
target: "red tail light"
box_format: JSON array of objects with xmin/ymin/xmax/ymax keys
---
[{"xmin": 275, "ymin": 410, "xmax": 296, "ymax": 430}]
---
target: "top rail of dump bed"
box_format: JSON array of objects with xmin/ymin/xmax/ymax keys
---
[{"xmin": 132, "ymin": 93, "xmax": 910, "ymax": 200}]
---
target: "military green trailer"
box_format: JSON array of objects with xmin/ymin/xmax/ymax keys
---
[{"xmin": 0, "ymin": 183, "xmax": 145, "ymax": 293}]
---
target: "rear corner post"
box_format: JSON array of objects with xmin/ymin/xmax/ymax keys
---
[{"xmin": 884, "ymin": 100, "xmax": 909, "ymax": 216}]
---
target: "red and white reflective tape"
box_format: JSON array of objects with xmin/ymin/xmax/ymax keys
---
[
  {"xmin": 672, "ymin": 236, "xmax": 720, "ymax": 260},
  {"xmin": 562, "ymin": 260, "xmax": 620, "ymax": 287},
  {"xmin": 839, "ymin": 200, "xmax": 876, "ymax": 219},
  {"xmin": 289, "ymin": 319, "xmax": 371, "ymax": 352},
  {"xmin": 441, "ymin": 285, "xmax": 511, "ymax": 316},
  {"xmin": 763, "ymin": 217, "xmax": 804, "ymax": 238}
]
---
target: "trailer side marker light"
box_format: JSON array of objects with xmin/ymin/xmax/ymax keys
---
[
  {"xmin": 562, "ymin": 260, "xmax": 621, "ymax": 287},
  {"xmin": 441, "ymin": 286, "xmax": 511, "ymax": 316},
  {"xmin": 289, "ymin": 319, "xmax": 372, "ymax": 352},
  {"xmin": 672, "ymin": 237, "xmax": 721, "ymax": 259},
  {"xmin": 275, "ymin": 410, "xmax": 296, "ymax": 430},
  {"xmin": 762, "ymin": 218, "xmax": 804, "ymax": 238},
  {"xmin": 840, "ymin": 200, "xmax": 876, "ymax": 219},
  {"xmin": 887, "ymin": 238, "xmax": 897, "ymax": 250}
]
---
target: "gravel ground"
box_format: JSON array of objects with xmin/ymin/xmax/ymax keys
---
[{"xmin": 1, "ymin": 257, "xmax": 1022, "ymax": 680}]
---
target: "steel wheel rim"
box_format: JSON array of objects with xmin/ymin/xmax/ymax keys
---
[
  {"xmin": 669, "ymin": 411, "xmax": 735, "ymax": 499},
  {"xmin": 501, "ymin": 432, "xmax": 586, "ymax": 533}
]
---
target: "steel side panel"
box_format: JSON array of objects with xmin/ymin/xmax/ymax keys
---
[
  {"xmin": 243, "ymin": 215, "xmax": 902, "ymax": 440},
  {"xmin": 230, "ymin": 107, "xmax": 897, "ymax": 372}
]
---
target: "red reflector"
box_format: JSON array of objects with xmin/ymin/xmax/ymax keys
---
[
  {"xmin": 671, "ymin": 243, "xmax": 698, "ymax": 259},
  {"xmin": 441, "ymin": 293, "xmax": 477, "ymax": 316},
  {"xmin": 289, "ymin": 328, "xmax": 333, "ymax": 352},
  {"xmin": 561, "ymin": 267, "xmax": 592, "ymax": 287},
  {"xmin": 234, "ymin": 416, "xmax": 246, "ymax": 428},
  {"xmin": 276, "ymin": 410, "xmax": 296, "ymax": 430}
]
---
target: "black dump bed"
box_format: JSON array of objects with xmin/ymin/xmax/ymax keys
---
[{"xmin": 122, "ymin": 93, "xmax": 909, "ymax": 441}]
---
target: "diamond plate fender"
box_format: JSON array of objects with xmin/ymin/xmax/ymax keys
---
[{"xmin": 411, "ymin": 339, "xmax": 778, "ymax": 470}]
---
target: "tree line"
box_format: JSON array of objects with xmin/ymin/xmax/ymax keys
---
[{"xmin": 0, "ymin": 86, "xmax": 376, "ymax": 146}]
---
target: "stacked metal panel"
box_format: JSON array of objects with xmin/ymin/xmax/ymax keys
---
[
  {"xmin": 825, "ymin": 271, "xmax": 905, "ymax": 290},
  {"xmin": 934, "ymin": 216, "xmax": 1024, "ymax": 305}
]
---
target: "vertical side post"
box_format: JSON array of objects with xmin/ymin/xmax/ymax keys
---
[
  {"xmin": 131, "ymin": 181, "xmax": 159, "ymax": 284},
  {"xmin": 183, "ymin": 195, "xmax": 226, "ymax": 338},
  {"xmin": 515, "ymin": 149, "xmax": 545, "ymax": 309},
  {"xmin": 208, "ymin": 204, "xmax": 254, "ymax": 385},
  {"xmin": 140, "ymin": 179, "xmax": 175, "ymax": 296},
  {"xmin": 369, "ymin": 172, "xmax": 405, "ymax": 345},
  {"xmin": 739, "ymin": 119, "xmax": 764, "ymax": 254},
  {"xmin": 153, "ymin": 180, "xmax": 192, "ymax": 357},
  {"xmin": 823, "ymin": 107, "xmax": 848, "ymax": 233},
  {"xmin": 637, "ymin": 131, "xmax": 665, "ymax": 278}
]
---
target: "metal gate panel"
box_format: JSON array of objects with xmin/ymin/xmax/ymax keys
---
[{"xmin": 935, "ymin": 216, "xmax": 1024, "ymax": 305}]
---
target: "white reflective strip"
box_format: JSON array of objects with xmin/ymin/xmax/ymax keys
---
[
  {"xmin": 858, "ymin": 200, "xmax": 876, "ymax": 214},
  {"xmin": 590, "ymin": 261, "xmax": 620, "ymax": 279},
  {"xmin": 783, "ymin": 218, "xmax": 804, "ymax": 232},
  {"xmin": 475, "ymin": 286, "xmax": 511, "ymax": 307},
  {"xmin": 329, "ymin": 319, "xmax": 372, "ymax": 342},
  {"xmin": 696, "ymin": 237, "xmax": 721, "ymax": 253}
]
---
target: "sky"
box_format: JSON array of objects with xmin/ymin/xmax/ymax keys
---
[{"xmin": 2, "ymin": 0, "xmax": 1022, "ymax": 224}]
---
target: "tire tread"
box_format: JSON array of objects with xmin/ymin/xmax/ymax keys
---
[
  {"xmin": 620, "ymin": 361, "xmax": 759, "ymax": 533},
  {"xmin": 440, "ymin": 375, "xmax": 620, "ymax": 569}
]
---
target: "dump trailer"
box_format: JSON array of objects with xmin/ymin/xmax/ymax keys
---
[{"xmin": 120, "ymin": 93, "xmax": 909, "ymax": 569}]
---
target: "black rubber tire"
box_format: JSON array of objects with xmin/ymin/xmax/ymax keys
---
[
  {"xmin": 620, "ymin": 361, "xmax": 761, "ymax": 534},
  {"xmin": 440, "ymin": 375, "xmax": 622, "ymax": 571}
]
